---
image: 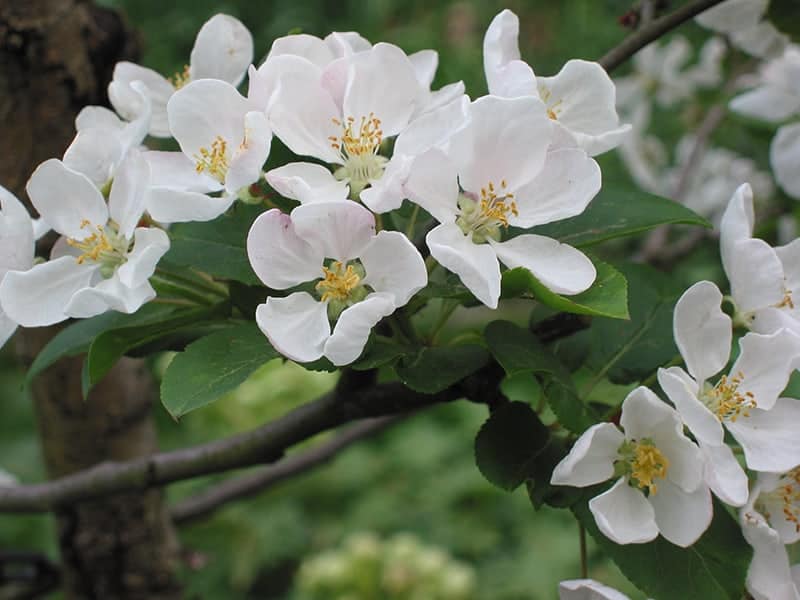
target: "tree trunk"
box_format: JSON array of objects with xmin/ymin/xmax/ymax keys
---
[{"xmin": 0, "ymin": 1, "xmax": 182, "ymax": 598}]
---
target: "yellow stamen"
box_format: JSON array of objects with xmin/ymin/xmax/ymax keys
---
[
  {"xmin": 706, "ymin": 372, "xmax": 756, "ymax": 422},
  {"xmin": 759, "ymin": 468, "xmax": 800, "ymax": 533},
  {"xmin": 478, "ymin": 179, "xmax": 518, "ymax": 228},
  {"xmin": 194, "ymin": 136, "xmax": 229, "ymax": 182},
  {"xmin": 329, "ymin": 113, "xmax": 383, "ymax": 158},
  {"xmin": 316, "ymin": 261, "xmax": 361, "ymax": 302},
  {"xmin": 170, "ymin": 64, "xmax": 191, "ymax": 89},
  {"xmin": 777, "ymin": 290, "xmax": 795, "ymax": 310},
  {"xmin": 630, "ymin": 442, "xmax": 669, "ymax": 495}
]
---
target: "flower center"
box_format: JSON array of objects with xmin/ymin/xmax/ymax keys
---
[
  {"xmin": 538, "ymin": 85, "xmax": 562, "ymax": 120},
  {"xmin": 615, "ymin": 438, "xmax": 669, "ymax": 496},
  {"xmin": 777, "ymin": 289, "xmax": 795, "ymax": 310},
  {"xmin": 455, "ymin": 180, "xmax": 518, "ymax": 243},
  {"xmin": 330, "ymin": 114, "xmax": 388, "ymax": 197},
  {"xmin": 170, "ymin": 64, "xmax": 192, "ymax": 89},
  {"xmin": 194, "ymin": 136, "xmax": 230, "ymax": 182},
  {"xmin": 702, "ymin": 372, "xmax": 756, "ymax": 422},
  {"xmin": 66, "ymin": 220, "xmax": 129, "ymax": 278},
  {"xmin": 757, "ymin": 468, "xmax": 800, "ymax": 533},
  {"xmin": 316, "ymin": 261, "xmax": 362, "ymax": 303}
]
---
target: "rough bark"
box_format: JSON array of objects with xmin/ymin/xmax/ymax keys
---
[{"xmin": 1, "ymin": 1, "xmax": 182, "ymax": 598}]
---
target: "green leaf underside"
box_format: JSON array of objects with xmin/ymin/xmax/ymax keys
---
[
  {"xmin": 531, "ymin": 187, "xmax": 711, "ymax": 248},
  {"xmin": 474, "ymin": 401, "xmax": 550, "ymax": 491},
  {"xmin": 501, "ymin": 259, "xmax": 629, "ymax": 320},
  {"xmin": 395, "ymin": 344, "xmax": 489, "ymax": 393},
  {"xmin": 160, "ymin": 322, "xmax": 279, "ymax": 419},
  {"xmin": 573, "ymin": 490, "xmax": 751, "ymax": 600},
  {"xmin": 351, "ymin": 336, "xmax": 414, "ymax": 371}
]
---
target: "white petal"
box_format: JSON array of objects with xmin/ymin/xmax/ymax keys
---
[
  {"xmin": 658, "ymin": 367, "xmax": 724, "ymax": 446},
  {"xmin": 116, "ymin": 227, "xmax": 169, "ymax": 289},
  {"xmin": 403, "ymin": 148, "xmax": 460, "ymax": 224},
  {"xmin": 672, "ymin": 280, "xmax": 731, "ymax": 383},
  {"xmin": 740, "ymin": 505, "xmax": 800, "ymax": 600},
  {"xmin": 26, "ymin": 159, "xmax": 108, "ymax": 239},
  {"xmin": 649, "ymin": 479, "xmax": 712, "ymax": 547},
  {"xmin": 558, "ymin": 580, "xmax": 630, "ymax": 600},
  {"xmin": 360, "ymin": 231, "xmax": 427, "ymax": 306},
  {"xmin": 409, "ymin": 49, "xmax": 437, "ymax": 89},
  {"xmin": 512, "ymin": 148, "xmax": 600, "ymax": 228},
  {"xmin": 267, "ymin": 33, "xmax": 334, "ymax": 68},
  {"xmin": 725, "ymin": 239, "xmax": 786, "ymax": 315},
  {"xmin": 776, "ymin": 238, "xmax": 800, "ymax": 291},
  {"xmin": 550, "ymin": 422, "xmax": 623, "ymax": 487},
  {"xmin": 751, "ymin": 306, "xmax": 800, "ymax": 337},
  {"xmin": 62, "ymin": 128, "xmax": 123, "ymax": 186},
  {"xmin": 225, "ymin": 110, "xmax": 272, "ymax": 193},
  {"xmin": 255, "ymin": 292, "xmax": 330, "ymax": 363},
  {"xmin": 449, "ymin": 95, "xmax": 551, "ymax": 194},
  {"xmin": 75, "ymin": 105, "xmax": 123, "ymax": 132},
  {"xmin": 700, "ymin": 441, "xmax": 749, "ymax": 507},
  {"xmin": 65, "ymin": 277, "xmax": 154, "ymax": 318},
  {"xmin": 143, "ymin": 150, "xmax": 221, "ymax": 193},
  {"xmin": 730, "ymin": 86, "xmax": 800, "ymax": 123},
  {"xmin": 573, "ymin": 123, "xmax": 632, "ymax": 157},
  {"xmin": 291, "ymin": 201, "xmax": 375, "ymax": 262},
  {"xmin": 109, "ymin": 149, "xmax": 149, "ymax": 239},
  {"xmin": 358, "ymin": 155, "xmax": 409, "ymax": 214},
  {"xmin": 731, "ymin": 21, "xmax": 789, "ymax": 59},
  {"xmin": 145, "ymin": 188, "xmax": 235, "ymax": 224},
  {"xmin": 324, "ymin": 292, "xmax": 396, "ymax": 366},
  {"xmin": 619, "ymin": 385, "xmax": 677, "ymax": 440},
  {"xmin": 772, "ymin": 123, "xmax": 800, "ymax": 200},
  {"xmin": 426, "ymin": 223, "xmax": 501, "ymax": 309},
  {"xmin": 652, "ymin": 424, "xmax": 705, "ymax": 493},
  {"xmin": 731, "ymin": 329, "xmax": 800, "ymax": 411},
  {"xmin": 589, "ymin": 477, "xmax": 659, "ymax": 544},
  {"xmin": 189, "ymin": 14, "xmax": 253, "ymax": 86},
  {"xmin": 109, "ymin": 62, "xmax": 174, "ymax": 137},
  {"xmin": 482, "ymin": 10, "xmax": 537, "ymax": 98},
  {"xmin": 0, "ymin": 186, "xmax": 35, "ymax": 274},
  {"xmin": 0, "ymin": 257, "xmax": 96, "ymax": 326},
  {"xmin": 394, "ymin": 94, "xmax": 470, "ymax": 158},
  {"xmin": 265, "ymin": 162, "xmax": 348, "ymax": 204},
  {"xmin": 246, "ymin": 209, "xmax": 323, "ymax": 289},
  {"xmin": 720, "ymin": 182, "xmax": 755, "ymax": 259},
  {"xmin": 325, "ymin": 31, "xmax": 372, "ymax": 57},
  {"xmin": 490, "ymin": 234, "xmax": 595, "ymax": 295},
  {"xmin": 728, "ymin": 398, "xmax": 800, "ymax": 473},
  {"xmin": 695, "ymin": 0, "xmax": 767, "ymax": 32}
]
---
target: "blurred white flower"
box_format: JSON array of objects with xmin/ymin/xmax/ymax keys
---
[
  {"xmin": 696, "ymin": 0, "xmax": 788, "ymax": 59},
  {"xmin": 559, "ymin": 579, "xmax": 630, "ymax": 600}
]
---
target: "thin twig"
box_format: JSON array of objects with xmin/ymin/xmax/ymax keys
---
[
  {"xmin": 579, "ymin": 523, "xmax": 588, "ymax": 578},
  {"xmin": 171, "ymin": 416, "xmax": 398, "ymax": 524},
  {"xmin": 598, "ymin": 0, "xmax": 725, "ymax": 73}
]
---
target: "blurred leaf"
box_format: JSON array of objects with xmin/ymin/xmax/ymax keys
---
[
  {"xmin": 574, "ymin": 493, "xmax": 752, "ymax": 600},
  {"xmin": 396, "ymin": 344, "xmax": 489, "ymax": 393},
  {"xmin": 501, "ymin": 259, "xmax": 629, "ymax": 320},
  {"xmin": 532, "ymin": 187, "xmax": 711, "ymax": 247},
  {"xmin": 768, "ymin": 0, "xmax": 800, "ymax": 41},
  {"xmin": 164, "ymin": 203, "xmax": 264, "ymax": 285},
  {"xmin": 475, "ymin": 401, "xmax": 550, "ymax": 491},
  {"xmin": 161, "ymin": 322, "xmax": 280, "ymax": 418}
]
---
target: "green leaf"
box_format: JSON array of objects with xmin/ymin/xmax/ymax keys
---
[
  {"xmin": 27, "ymin": 304, "xmax": 179, "ymax": 381},
  {"xmin": 164, "ymin": 203, "xmax": 263, "ymax": 285},
  {"xmin": 160, "ymin": 323, "xmax": 279, "ymax": 418},
  {"xmin": 350, "ymin": 336, "xmax": 413, "ymax": 371},
  {"xmin": 574, "ymin": 493, "xmax": 752, "ymax": 600},
  {"xmin": 501, "ymin": 259, "xmax": 629, "ymax": 320},
  {"xmin": 532, "ymin": 187, "xmax": 711, "ymax": 248},
  {"xmin": 542, "ymin": 380, "xmax": 598, "ymax": 434},
  {"xmin": 768, "ymin": 0, "xmax": 800, "ymax": 42},
  {"xmin": 484, "ymin": 320, "xmax": 570, "ymax": 381},
  {"xmin": 84, "ymin": 304, "xmax": 228, "ymax": 393},
  {"xmin": 474, "ymin": 401, "xmax": 550, "ymax": 491},
  {"xmin": 526, "ymin": 437, "xmax": 580, "ymax": 509},
  {"xmin": 395, "ymin": 344, "xmax": 489, "ymax": 393}
]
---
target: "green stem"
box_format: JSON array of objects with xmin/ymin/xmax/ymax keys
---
[
  {"xmin": 429, "ymin": 300, "xmax": 459, "ymax": 345},
  {"xmin": 155, "ymin": 267, "xmax": 227, "ymax": 298},
  {"xmin": 405, "ymin": 204, "xmax": 420, "ymax": 239},
  {"xmin": 579, "ymin": 523, "xmax": 588, "ymax": 578},
  {"xmin": 150, "ymin": 274, "xmax": 220, "ymax": 306}
]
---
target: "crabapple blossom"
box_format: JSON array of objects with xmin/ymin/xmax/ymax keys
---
[
  {"xmin": 0, "ymin": 155, "xmax": 169, "ymax": 325},
  {"xmin": 404, "ymin": 95, "xmax": 600, "ymax": 308},
  {"xmin": 695, "ymin": 0, "xmax": 788, "ymax": 59},
  {"xmin": 551, "ymin": 386, "xmax": 712, "ymax": 547},
  {"xmin": 0, "ymin": 186, "xmax": 35, "ymax": 349},
  {"xmin": 109, "ymin": 14, "xmax": 253, "ymax": 137},
  {"xmin": 559, "ymin": 579, "xmax": 630, "ymax": 600},
  {"xmin": 246, "ymin": 201, "xmax": 426, "ymax": 366}
]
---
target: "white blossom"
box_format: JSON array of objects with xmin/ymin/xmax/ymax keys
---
[{"xmin": 0, "ymin": 186, "xmax": 35, "ymax": 348}]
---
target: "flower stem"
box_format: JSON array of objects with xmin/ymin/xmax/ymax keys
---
[{"xmin": 579, "ymin": 522, "xmax": 588, "ymax": 578}]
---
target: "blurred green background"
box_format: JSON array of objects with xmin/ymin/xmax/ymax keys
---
[{"xmin": 0, "ymin": 0, "xmax": 734, "ymax": 598}]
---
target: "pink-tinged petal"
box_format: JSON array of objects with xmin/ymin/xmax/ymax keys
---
[
  {"xmin": 725, "ymin": 239, "xmax": 785, "ymax": 315},
  {"xmin": 146, "ymin": 189, "xmax": 234, "ymax": 224},
  {"xmin": 143, "ymin": 151, "xmax": 221, "ymax": 193},
  {"xmin": 558, "ymin": 580, "xmax": 630, "ymax": 600},
  {"xmin": 403, "ymin": 148, "xmax": 460, "ymax": 224},
  {"xmin": 342, "ymin": 43, "xmax": 422, "ymax": 137},
  {"xmin": 394, "ymin": 95, "xmax": 470, "ymax": 158},
  {"xmin": 649, "ymin": 479, "xmax": 712, "ymax": 547},
  {"xmin": 116, "ymin": 227, "xmax": 169, "ymax": 289},
  {"xmin": 65, "ymin": 278, "xmax": 155, "ymax": 318},
  {"xmin": 658, "ymin": 367, "xmax": 724, "ymax": 446},
  {"xmin": 324, "ymin": 292, "xmax": 395, "ymax": 366},
  {"xmin": 358, "ymin": 155, "xmax": 410, "ymax": 214},
  {"xmin": 409, "ymin": 49, "xmax": 437, "ymax": 89},
  {"xmin": 225, "ymin": 110, "xmax": 272, "ymax": 193},
  {"xmin": 255, "ymin": 292, "xmax": 330, "ymax": 363},
  {"xmin": 109, "ymin": 62, "xmax": 174, "ymax": 137},
  {"xmin": 672, "ymin": 281, "xmax": 730, "ymax": 383},
  {"xmin": 265, "ymin": 162, "xmax": 348, "ymax": 204},
  {"xmin": 772, "ymin": 123, "xmax": 800, "ymax": 200},
  {"xmin": 189, "ymin": 14, "xmax": 253, "ymax": 86},
  {"xmin": 449, "ymin": 95, "xmax": 551, "ymax": 194},
  {"xmin": 512, "ymin": 148, "xmax": 600, "ymax": 228},
  {"xmin": 266, "ymin": 34, "xmax": 334, "ymax": 68},
  {"xmin": 62, "ymin": 128, "xmax": 123, "ymax": 186},
  {"xmin": 740, "ymin": 504, "xmax": 800, "ymax": 600},
  {"xmin": 26, "ymin": 159, "xmax": 108, "ymax": 239},
  {"xmin": 325, "ymin": 31, "xmax": 372, "ymax": 57},
  {"xmin": 360, "ymin": 231, "xmax": 427, "ymax": 306},
  {"xmin": 550, "ymin": 422, "xmax": 623, "ymax": 488},
  {"xmin": 732, "ymin": 329, "xmax": 800, "ymax": 411},
  {"xmin": 730, "ymin": 87, "xmax": 800, "ymax": 123},
  {"xmin": 426, "ymin": 223, "xmax": 501, "ymax": 309},
  {"xmin": 246, "ymin": 209, "xmax": 323, "ymax": 290},
  {"xmin": 291, "ymin": 201, "xmax": 375, "ymax": 263},
  {"xmin": 728, "ymin": 398, "xmax": 800, "ymax": 473},
  {"xmin": 700, "ymin": 441, "xmax": 749, "ymax": 507},
  {"xmin": 109, "ymin": 149, "xmax": 149, "ymax": 239},
  {"xmin": 589, "ymin": 477, "xmax": 659, "ymax": 544},
  {"xmin": 0, "ymin": 257, "xmax": 96, "ymax": 326},
  {"xmin": 490, "ymin": 234, "xmax": 595, "ymax": 296},
  {"xmin": 167, "ymin": 79, "xmax": 249, "ymax": 162},
  {"xmin": 482, "ymin": 9, "xmax": 537, "ymax": 98}
]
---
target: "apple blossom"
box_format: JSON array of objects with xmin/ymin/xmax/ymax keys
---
[
  {"xmin": 246, "ymin": 201, "xmax": 426, "ymax": 366},
  {"xmin": 109, "ymin": 14, "xmax": 253, "ymax": 137},
  {"xmin": 0, "ymin": 186, "xmax": 35, "ymax": 348},
  {"xmin": 695, "ymin": 0, "xmax": 788, "ymax": 59},
  {"xmin": 559, "ymin": 579, "xmax": 630, "ymax": 600},
  {"xmin": 404, "ymin": 95, "xmax": 600, "ymax": 309},
  {"xmin": 551, "ymin": 386, "xmax": 712, "ymax": 547}
]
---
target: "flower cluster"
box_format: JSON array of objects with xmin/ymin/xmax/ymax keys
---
[{"xmin": 0, "ymin": 9, "xmax": 628, "ymax": 366}]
